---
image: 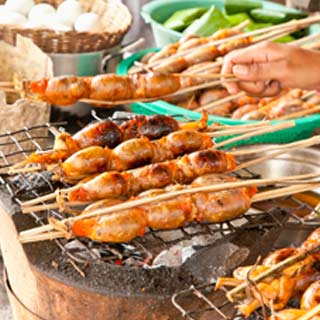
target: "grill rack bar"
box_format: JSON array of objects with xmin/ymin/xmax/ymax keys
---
[{"xmin": 171, "ymin": 281, "xmax": 269, "ymax": 320}]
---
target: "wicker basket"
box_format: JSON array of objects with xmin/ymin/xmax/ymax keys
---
[{"xmin": 0, "ymin": 0, "xmax": 132, "ymax": 53}]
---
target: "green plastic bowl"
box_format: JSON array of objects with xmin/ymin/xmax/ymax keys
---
[
  {"xmin": 117, "ymin": 49, "xmax": 320, "ymax": 146},
  {"xmin": 141, "ymin": 0, "xmax": 304, "ymax": 47}
]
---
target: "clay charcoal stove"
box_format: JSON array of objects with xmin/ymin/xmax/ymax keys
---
[{"xmin": 0, "ymin": 115, "xmax": 320, "ymax": 320}]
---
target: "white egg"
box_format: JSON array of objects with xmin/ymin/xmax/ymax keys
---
[
  {"xmin": 28, "ymin": 4, "xmax": 55, "ymax": 21},
  {"xmin": 56, "ymin": 0, "xmax": 82, "ymax": 26},
  {"xmin": 75, "ymin": 13, "xmax": 102, "ymax": 32},
  {"xmin": 5, "ymin": 0, "xmax": 35, "ymax": 15},
  {"xmin": 44, "ymin": 13, "xmax": 73, "ymax": 32},
  {"xmin": 24, "ymin": 19, "xmax": 47, "ymax": 29},
  {"xmin": 48, "ymin": 21, "xmax": 72, "ymax": 32},
  {"xmin": 0, "ymin": 11, "xmax": 27, "ymax": 25},
  {"xmin": 0, "ymin": 4, "xmax": 10, "ymax": 14}
]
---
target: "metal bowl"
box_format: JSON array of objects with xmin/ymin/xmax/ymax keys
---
[{"xmin": 237, "ymin": 145, "xmax": 320, "ymax": 179}]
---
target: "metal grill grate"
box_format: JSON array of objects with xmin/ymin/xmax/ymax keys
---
[
  {"xmin": 0, "ymin": 120, "xmax": 319, "ymax": 270},
  {"xmin": 171, "ymin": 282, "xmax": 268, "ymax": 320}
]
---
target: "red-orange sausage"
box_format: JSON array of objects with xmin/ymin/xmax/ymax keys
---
[{"xmin": 72, "ymin": 174, "xmax": 256, "ymax": 243}]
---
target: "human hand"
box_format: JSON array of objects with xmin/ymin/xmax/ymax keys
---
[{"xmin": 222, "ymin": 41, "xmax": 320, "ymax": 96}]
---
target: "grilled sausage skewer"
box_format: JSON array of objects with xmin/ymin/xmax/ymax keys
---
[
  {"xmin": 17, "ymin": 73, "xmax": 236, "ymax": 106},
  {"xmin": 22, "ymin": 149, "xmax": 236, "ymax": 211},
  {"xmin": 52, "ymin": 130, "xmax": 214, "ymax": 183},
  {"xmin": 68, "ymin": 174, "xmax": 257, "ymax": 243},
  {"xmin": 9, "ymin": 114, "xmax": 208, "ymax": 169},
  {"xmin": 18, "ymin": 174, "xmax": 320, "ymax": 243}
]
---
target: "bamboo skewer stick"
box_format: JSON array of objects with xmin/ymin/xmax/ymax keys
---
[
  {"xmin": 231, "ymin": 135, "xmax": 320, "ymax": 156},
  {"xmin": 21, "ymin": 200, "xmax": 90, "ymax": 214},
  {"xmin": 208, "ymin": 126, "xmax": 269, "ymax": 138},
  {"xmin": 207, "ymin": 121, "xmax": 271, "ymax": 132},
  {"xmin": 301, "ymin": 90, "xmax": 317, "ymax": 101},
  {"xmin": 195, "ymin": 92, "xmax": 246, "ymax": 112},
  {"xmin": 276, "ymin": 105, "xmax": 320, "ymax": 121},
  {"xmin": 214, "ymin": 121, "xmax": 295, "ymax": 149},
  {"xmin": 0, "ymin": 81, "xmax": 14, "ymax": 87},
  {"xmin": 20, "ymin": 231, "xmax": 68, "ymax": 243},
  {"xmin": 232, "ymin": 20, "xmax": 251, "ymax": 31},
  {"xmin": 292, "ymin": 32, "xmax": 320, "ymax": 46},
  {"xmin": 21, "ymin": 184, "xmax": 82, "ymax": 207},
  {"xmin": 18, "ymin": 180, "xmax": 320, "ymax": 244},
  {"xmin": 22, "ymin": 190, "xmax": 61, "ymax": 206},
  {"xmin": 235, "ymin": 135, "xmax": 320, "ymax": 171},
  {"xmin": 20, "ymin": 173, "xmax": 320, "ymax": 214},
  {"xmin": 179, "ymin": 61, "xmax": 223, "ymax": 76},
  {"xmin": 9, "ymin": 160, "xmax": 28, "ymax": 170},
  {"xmin": 0, "ymin": 88, "xmax": 18, "ymax": 93},
  {"xmin": 174, "ymin": 72, "xmax": 234, "ymax": 79},
  {"xmin": 79, "ymin": 78, "xmax": 239, "ymax": 106},
  {"xmin": 253, "ymin": 182, "xmax": 320, "ymax": 202},
  {"xmin": 303, "ymin": 39, "xmax": 320, "ymax": 50},
  {"xmin": 22, "ymin": 203, "xmax": 61, "ymax": 213},
  {"xmin": 9, "ymin": 165, "xmax": 42, "ymax": 174},
  {"xmin": 297, "ymin": 305, "xmax": 320, "ymax": 320},
  {"xmin": 207, "ymin": 120, "xmax": 277, "ymax": 136},
  {"xmin": 253, "ymin": 25, "xmax": 297, "ymax": 43},
  {"xmin": 226, "ymin": 242, "xmax": 320, "ymax": 302}
]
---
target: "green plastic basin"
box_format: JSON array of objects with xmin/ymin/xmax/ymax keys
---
[{"xmin": 141, "ymin": 0, "xmax": 304, "ymax": 47}]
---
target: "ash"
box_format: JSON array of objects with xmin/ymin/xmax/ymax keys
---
[{"xmin": 152, "ymin": 233, "xmax": 222, "ymax": 267}]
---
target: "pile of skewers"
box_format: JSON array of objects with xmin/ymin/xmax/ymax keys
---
[
  {"xmin": 172, "ymin": 86, "xmax": 320, "ymax": 121},
  {"xmin": 1, "ymin": 15, "xmax": 320, "ymax": 119},
  {"xmin": 131, "ymin": 17, "xmax": 320, "ymax": 121},
  {"xmin": 4, "ymin": 113, "xmax": 319, "ymax": 246},
  {"xmin": 215, "ymin": 227, "xmax": 320, "ymax": 320}
]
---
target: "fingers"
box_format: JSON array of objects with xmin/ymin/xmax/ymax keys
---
[
  {"xmin": 221, "ymin": 42, "xmax": 288, "ymax": 95},
  {"xmin": 232, "ymin": 60, "xmax": 287, "ymax": 82},
  {"xmin": 238, "ymin": 80, "xmax": 281, "ymax": 97},
  {"xmin": 221, "ymin": 48, "xmax": 242, "ymax": 94},
  {"xmin": 238, "ymin": 81, "xmax": 266, "ymax": 95},
  {"xmin": 261, "ymin": 81, "xmax": 281, "ymax": 97}
]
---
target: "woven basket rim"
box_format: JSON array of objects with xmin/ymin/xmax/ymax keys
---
[
  {"xmin": 0, "ymin": 0, "xmax": 132, "ymax": 53},
  {"xmin": 0, "ymin": 1, "xmax": 132, "ymax": 36}
]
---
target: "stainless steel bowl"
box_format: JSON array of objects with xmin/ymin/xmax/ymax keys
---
[
  {"xmin": 237, "ymin": 146, "xmax": 320, "ymax": 179},
  {"xmin": 49, "ymin": 49, "xmax": 120, "ymax": 116}
]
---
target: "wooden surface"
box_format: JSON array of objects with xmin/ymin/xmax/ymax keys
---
[{"xmin": 0, "ymin": 258, "xmax": 12, "ymax": 320}]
